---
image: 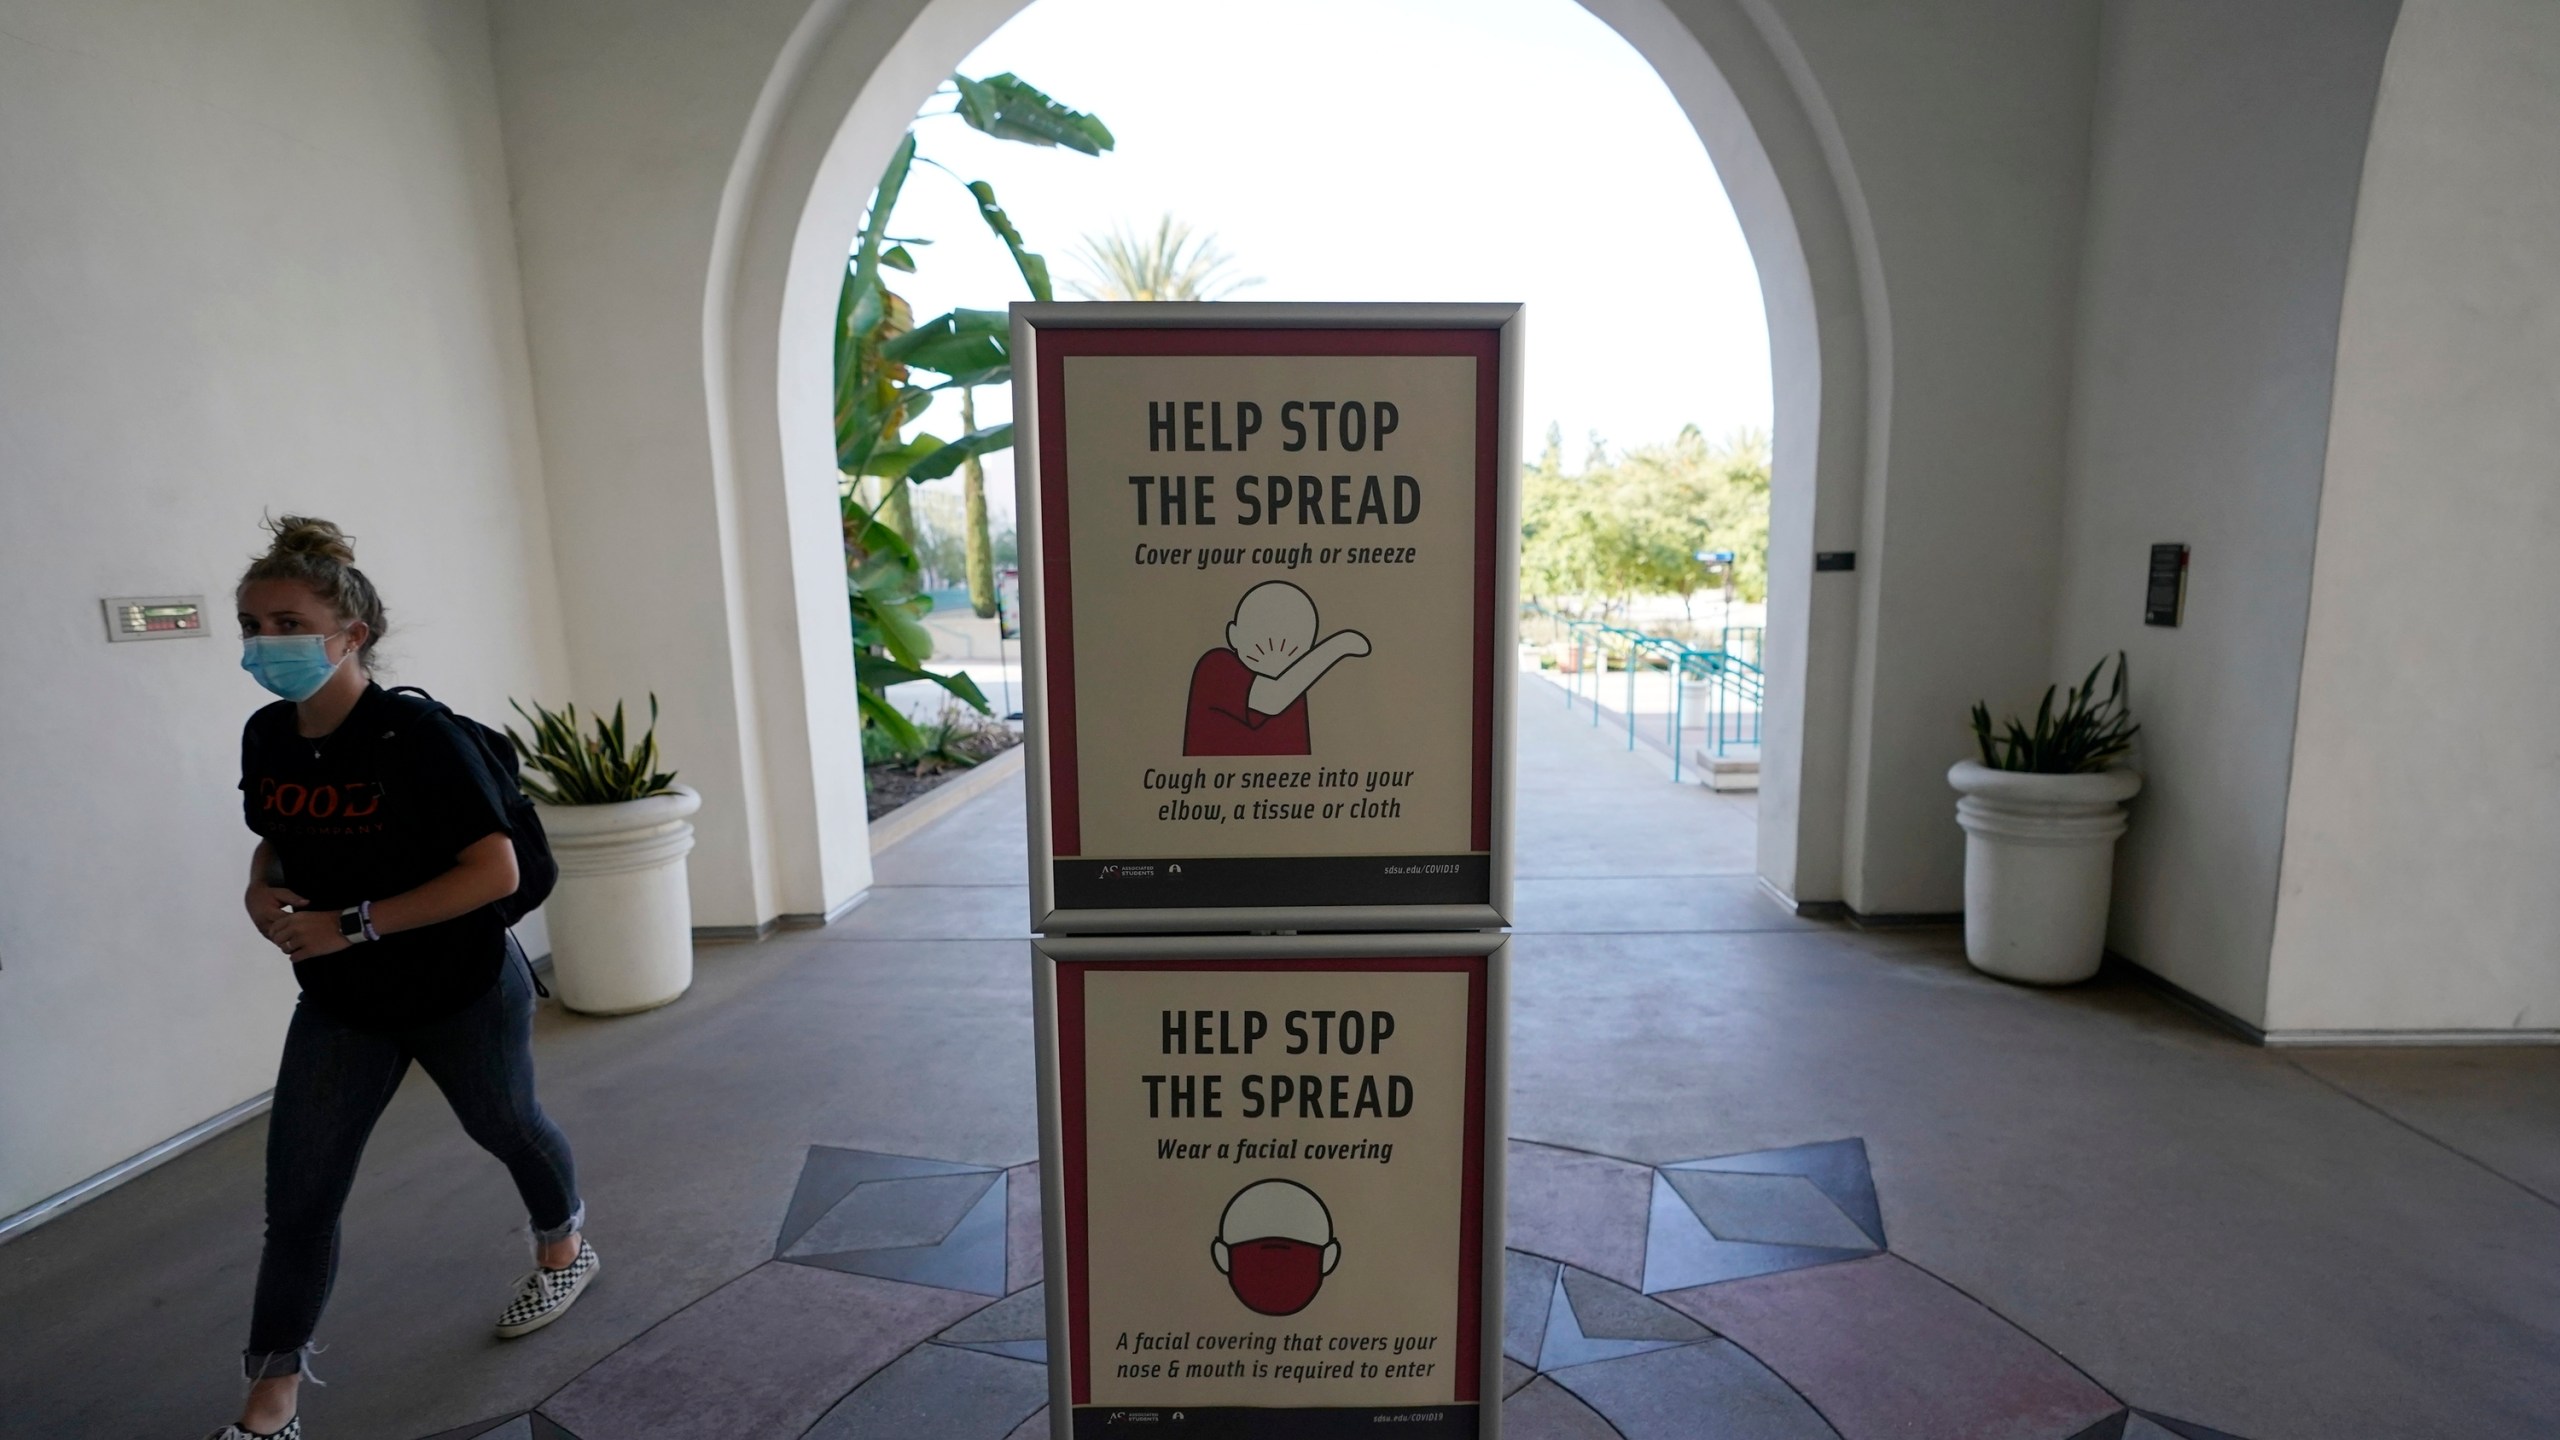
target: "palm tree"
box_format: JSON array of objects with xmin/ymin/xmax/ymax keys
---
[{"xmin": 1067, "ymin": 215, "xmax": 1260, "ymax": 302}]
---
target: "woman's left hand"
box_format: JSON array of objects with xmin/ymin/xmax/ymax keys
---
[{"xmin": 264, "ymin": 908, "xmax": 351, "ymax": 962}]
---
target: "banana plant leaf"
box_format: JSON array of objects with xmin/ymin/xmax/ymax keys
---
[
  {"xmin": 883, "ymin": 307, "xmax": 1010, "ymax": 374},
  {"xmin": 847, "ymin": 132, "xmax": 915, "ymax": 310},
  {"xmin": 859, "ymin": 684, "xmax": 926, "ymax": 753},
  {"xmin": 857, "ymin": 651, "xmax": 992, "ymax": 714},
  {"xmin": 855, "ymin": 432, "xmax": 955, "ymax": 483},
  {"xmin": 950, "ymin": 72, "xmax": 1116, "ymax": 155},
  {"xmin": 853, "ymin": 596, "xmax": 936, "ymax": 670},
  {"xmin": 965, "ymin": 180, "xmax": 1053, "ymax": 302},
  {"xmin": 839, "ymin": 70, "xmax": 1107, "ymax": 744},
  {"xmin": 903, "ymin": 423, "xmax": 1014, "ymax": 484}
]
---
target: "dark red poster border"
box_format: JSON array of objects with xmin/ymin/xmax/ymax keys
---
[
  {"xmin": 1033, "ymin": 327, "xmax": 1504, "ymax": 866},
  {"xmin": 1055, "ymin": 956, "xmax": 1490, "ymax": 1410}
]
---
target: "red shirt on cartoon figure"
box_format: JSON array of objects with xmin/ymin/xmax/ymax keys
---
[{"xmin": 1183, "ymin": 581, "xmax": 1370, "ymax": 757}]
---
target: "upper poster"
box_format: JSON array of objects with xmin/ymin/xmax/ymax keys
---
[{"xmin": 1019, "ymin": 309, "xmax": 1519, "ymax": 927}]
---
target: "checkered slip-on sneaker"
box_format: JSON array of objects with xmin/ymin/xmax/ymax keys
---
[
  {"xmin": 495, "ymin": 1237, "xmax": 600, "ymax": 1339},
  {"xmin": 205, "ymin": 1418, "xmax": 300, "ymax": 1440}
]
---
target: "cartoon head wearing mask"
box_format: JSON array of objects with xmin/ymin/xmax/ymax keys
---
[{"xmin": 1211, "ymin": 1179, "xmax": 1340, "ymax": 1316}]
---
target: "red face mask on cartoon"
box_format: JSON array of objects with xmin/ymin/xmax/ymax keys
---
[
  {"xmin": 1225, "ymin": 1237, "xmax": 1329, "ymax": 1315},
  {"xmin": 1213, "ymin": 1181, "xmax": 1341, "ymax": 1317}
]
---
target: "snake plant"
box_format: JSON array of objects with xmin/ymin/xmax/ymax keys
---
[
  {"xmin": 507, "ymin": 695, "xmax": 680, "ymax": 805},
  {"xmin": 1970, "ymin": 653, "xmax": 2140, "ymax": 774}
]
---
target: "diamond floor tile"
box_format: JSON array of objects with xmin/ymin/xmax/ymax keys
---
[
  {"xmin": 2072, "ymin": 1415, "xmax": 2245, "ymax": 1440},
  {"xmin": 1507, "ymin": 1141, "xmax": 1653, "ymax": 1288},
  {"xmin": 1502, "ymin": 1375, "xmax": 1623, "ymax": 1439},
  {"xmin": 415, "ymin": 1412, "xmax": 580, "ymax": 1440},
  {"xmin": 785, "ymin": 1163, "xmax": 1011, "ymax": 1294},
  {"xmin": 776, "ymin": 1148, "xmax": 997, "ymax": 1254},
  {"xmin": 1561, "ymin": 1267, "xmax": 1711, "ymax": 1342},
  {"xmin": 803, "ymin": 1341, "xmax": 1049, "ymax": 1439},
  {"xmin": 1664, "ymin": 1169, "xmax": 1878, "ymax": 1250},
  {"xmin": 938, "ymin": 1281, "xmax": 1048, "ymax": 1363},
  {"xmin": 1642, "ymin": 1171, "xmax": 1870, "ymax": 1292},
  {"xmin": 417, "ymin": 1419, "xmax": 513, "ymax": 1440},
  {"xmin": 541, "ymin": 1263, "xmax": 985, "ymax": 1440},
  {"xmin": 1662, "ymin": 1254, "xmax": 2118, "ymax": 1440},
  {"xmin": 1006, "ymin": 1163, "xmax": 1043, "ymax": 1294},
  {"xmin": 785, "ymin": 1172, "xmax": 997, "ymax": 1256},
  {"xmin": 1537, "ymin": 1264, "xmax": 1694, "ymax": 1370},
  {"xmin": 1549, "ymin": 1340, "xmax": 1840, "ymax": 1439},
  {"xmin": 2132, "ymin": 1414, "xmax": 2250, "ymax": 1440},
  {"xmin": 1505, "ymin": 1251, "xmax": 1561, "ymax": 1365},
  {"xmin": 1664, "ymin": 1139, "xmax": 1885, "ymax": 1248}
]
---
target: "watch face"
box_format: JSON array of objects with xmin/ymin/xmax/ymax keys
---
[{"xmin": 339, "ymin": 909, "xmax": 363, "ymax": 938}]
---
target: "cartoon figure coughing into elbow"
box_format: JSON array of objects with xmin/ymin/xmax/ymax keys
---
[{"xmin": 1183, "ymin": 581, "xmax": 1370, "ymax": 757}]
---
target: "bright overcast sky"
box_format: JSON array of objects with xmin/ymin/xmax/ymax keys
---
[{"xmin": 887, "ymin": 0, "xmax": 1771, "ymax": 525}]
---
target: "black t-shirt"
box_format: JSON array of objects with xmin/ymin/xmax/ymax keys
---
[{"xmin": 241, "ymin": 683, "xmax": 513, "ymax": 1029}]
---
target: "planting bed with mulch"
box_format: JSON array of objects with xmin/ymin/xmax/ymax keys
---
[{"xmin": 863, "ymin": 727, "xmax": 1021, "ymax": 821}]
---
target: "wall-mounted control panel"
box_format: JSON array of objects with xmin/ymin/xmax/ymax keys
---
[
  {"xmin": 103, "ymin": 596, "xmax": 208, "ymax": 642},
  {"xmin": 2144, "ymin": 545, "xmax": 2189, "ymax": 627}
]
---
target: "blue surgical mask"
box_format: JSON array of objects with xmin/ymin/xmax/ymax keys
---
[{"xmin": 241, "ymin": 632, "xmax": 347, "ymax": 702}]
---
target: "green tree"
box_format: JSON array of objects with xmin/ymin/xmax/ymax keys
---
[
  {"xmin": 835, "ymin": 73, "xmax": 1112, "ymax": 750},
  {"xmin": 1067, "ymin": 214, "xmax": 1260, "ymax": 302},
  {"xmin": 1518, "ymin": 424, "xmax": 1770, "ymax": 619}
]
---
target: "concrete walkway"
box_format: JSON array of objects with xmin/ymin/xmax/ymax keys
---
[{"xmin": 4, "ymin": 683, "xmax": 2557, "ymax": 1438}]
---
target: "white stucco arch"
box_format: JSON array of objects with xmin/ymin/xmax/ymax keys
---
[{"xmin": 705, "ymin": 0, "xmax": 1889, "ymax": 915}]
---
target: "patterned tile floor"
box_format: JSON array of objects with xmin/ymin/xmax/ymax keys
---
[
  {"xmin": 413, "ymin": 1137, "xmax": 2257, "ymax": 1440},
  {"xmin": 5, "ymin": 682, "xmax": 2556, "ymax": 1438}
]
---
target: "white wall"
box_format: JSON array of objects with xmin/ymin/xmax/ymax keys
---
[
  {"xmin": 0, "ymin": 0, "xmax": 566, "ymax": 1216},
  {"xmin": 1630, "ymin": 0, "xmax": 1878, "ymax": 910},
  {"xmin": 2267, "ymin": 0, "xmax": 2560, "ymax": 1036},
  {"xmin": 500, "ymin": 0, "xmax": 2115, "ymax": 926},
  {"xmin": 1756, "ymin": 0, "xmax": 2102, "ymax": 916},
  {"xmin": 487, "ymin": 0, "xmax": 880, "ymax": 932},
  {"xmin": 2051, "ymin": 0, "xmax": 2401, "ymax": 1025}
]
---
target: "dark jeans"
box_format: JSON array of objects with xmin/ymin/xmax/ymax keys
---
[{"xmin": 244, "ymin": 942, "xmax": 581, "ymax": 1380}]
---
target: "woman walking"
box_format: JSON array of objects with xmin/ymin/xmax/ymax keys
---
[{"xmin": 214, "ymin": 518, "xmax": 597, "ymax": 1440}]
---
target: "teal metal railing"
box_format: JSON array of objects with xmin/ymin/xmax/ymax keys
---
[{"xmin": 1524, "ymin": 605, "xmax": 1764, "ymax": 782}]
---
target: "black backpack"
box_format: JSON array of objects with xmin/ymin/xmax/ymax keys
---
[{"xmin": 389, "ymin": 687, "xmax": 559, "ymax": 926}]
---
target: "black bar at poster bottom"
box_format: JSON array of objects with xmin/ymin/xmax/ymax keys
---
[
  {"xmin": 1053, "ymin": 855, "xmax": 1491, "ymax": 911},
  {"xmin": 1073, "ymin": 1405, "xmax": 1478, "ymax": 1438}
]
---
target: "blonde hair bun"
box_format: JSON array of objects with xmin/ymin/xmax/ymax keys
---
[
  {"xmin": 239, "ymin": 513, "xmax": 388, "ymax": 667},
  {"xmin": 264, "ymin": 515, "xmax": 357, "ymax": 566}
]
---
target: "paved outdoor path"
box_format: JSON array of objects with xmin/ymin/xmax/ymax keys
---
[{"xmin": 4, "ymin": 680, "xmax": 2557, "ymax": 1438}]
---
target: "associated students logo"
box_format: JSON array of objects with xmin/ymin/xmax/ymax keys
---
[{"xmin": 1211, "ymin": 1179, "xmax": 1340, "ymax": 1316}]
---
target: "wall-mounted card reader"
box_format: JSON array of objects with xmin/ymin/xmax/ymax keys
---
[{"xmin": 103, "ymin": 596, "xmax": 208, "ymax": 641}]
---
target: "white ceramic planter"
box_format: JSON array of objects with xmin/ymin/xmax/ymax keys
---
[
  {"xmin": 537, "ymin": 784, "xmax": 701, "ymax": 1015},
  {"xmin": 1947, "ymin": 761, "xmax": 2142, "ymax": 985}
]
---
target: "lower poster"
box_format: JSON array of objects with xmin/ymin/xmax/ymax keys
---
[{"xmin": 1035, "ymin": 933, "xmax": 1507, "ymax": 1439}]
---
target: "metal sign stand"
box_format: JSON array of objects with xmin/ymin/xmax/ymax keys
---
[{"xmin": 1016, "ymin": 303, "xmax": 1522, "ymax": 1440}]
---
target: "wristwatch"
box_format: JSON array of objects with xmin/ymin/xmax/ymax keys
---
[{"xmin": 338, "ymin": 902, "xmax": 380, "ymax": 944}]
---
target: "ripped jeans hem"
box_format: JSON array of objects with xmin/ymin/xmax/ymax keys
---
[
  {"xmin": 532, "ymin": 1199, "xmax": 586, "ymax": 1249},
  {"xmin": 242, "ymin": 1342, "xmax": 323, "ymax": 1383}
]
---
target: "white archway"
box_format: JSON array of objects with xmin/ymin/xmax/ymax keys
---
[{"xmin": 706, "ymin": 0, "xmax": 1887, "ymax": 915}]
